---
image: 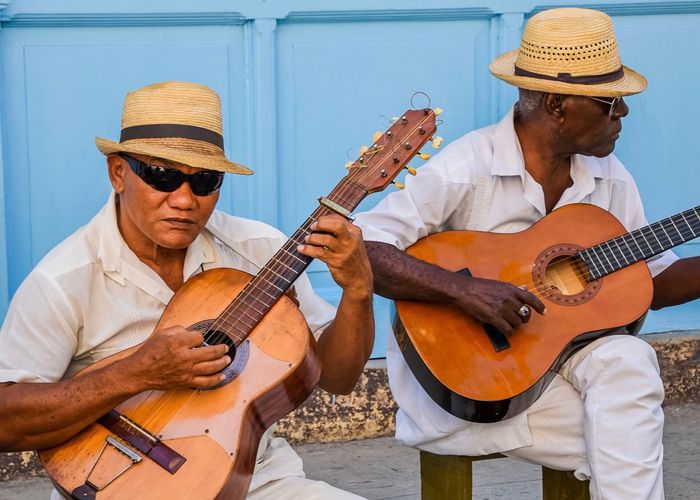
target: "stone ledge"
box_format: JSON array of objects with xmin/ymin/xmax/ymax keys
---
[{"xmin": 2, "ymin": 331, "xmax": 698, "ymax": 481}]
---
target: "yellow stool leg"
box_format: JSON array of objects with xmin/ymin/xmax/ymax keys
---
[
  {"xmin": 542, "ymin": 467, "xmax": 591, "ymax": 500},
  {"xmin": 420, "ymin": 450, "xmax": 473, "ymax": 500}
]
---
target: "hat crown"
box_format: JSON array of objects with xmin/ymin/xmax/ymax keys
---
[
  {"xmin": 516, "ymin": 8, "xmax": 621, "ymax": 78},
  {"xmin": 121, "ymin": 81, "xmax": 223, "ymax": 134}
]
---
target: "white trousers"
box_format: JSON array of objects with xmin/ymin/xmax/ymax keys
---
[
  {"xmin": 504, "ymin": 335, "xmax": 665, "ymax": 500},
  {"xmin": 247, "ymin": 437, "xmax": 365, "ymax": 500}
]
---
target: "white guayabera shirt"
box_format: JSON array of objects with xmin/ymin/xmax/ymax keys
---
[
  {"xmin": 353, "ymin": 107, "xmax": 677, "ymax": 455},
  {"xmin": 0, "ymin": 191, "xmax": 337, "ymax": 495}
]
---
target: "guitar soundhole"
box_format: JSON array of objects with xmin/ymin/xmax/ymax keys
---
[
  {"xmin": 533, "ymin": 244, "xmax": 601, "ymax": 306},
  {"xmin": 188, "ymin": 319, "xmax": 250, "ymax": 390}
]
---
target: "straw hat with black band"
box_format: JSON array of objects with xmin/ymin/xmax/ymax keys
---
[
  {"xmin": 489, "ymin": 7, "xmax": 647, "ymax": 97},
  {"xmin": 96, "ymin": 81, "xmax": 252, "ymax": 175}
]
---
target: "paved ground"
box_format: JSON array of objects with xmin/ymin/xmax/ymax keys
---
[{"xmin": 2, "ymin": 404, "xmax": 698, "ymax": 499}]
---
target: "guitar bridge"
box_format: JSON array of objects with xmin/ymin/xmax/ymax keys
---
[{"xmin": 71, "ymin": 436, "xmax": 142, "ymax": 500}]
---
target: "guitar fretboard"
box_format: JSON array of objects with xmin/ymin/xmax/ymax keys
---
[
  {"xmin": 578, "ymin": 205, "xmax": 700, "ymax": 280},
  {"xmin": 204, "ymin": 178, "xmax": 369, "ymax": 348}
]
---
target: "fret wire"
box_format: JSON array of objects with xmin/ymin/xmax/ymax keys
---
[
  {"xmin": 590, "ymin": 248, "xmax": 606, "ymax": 276},
  {"xmin": 667, "ymin": 216, "xmax": 685, "ymax": 242},
  {"xmin": 236, "ymin": 308, "xmax": 262, "ymax": 325},
  {"xmin": 621, "ymin": 234, "xmax": 636, "ymax": 261},
  {"xmin": 614, "ymin": 235, "xmax": 634, "ymax": 263},
  {"xmin": 583, "ymin": 249, "xmax": 601, "ymax": 278},
  {"xmin": 253, "ymin": 274, "xmax": 286, "ymax": 292},
  {"xmin": 233, "ymin": 295, "xmax": 269, "ymax": 316},
  {"xmin": 584, "ymin": 248, "xmax": 603, "ymax": 278},
  {"xmin": 603, "ymin": 241, "xmax": 622, "ymax": 269},
  {"xmin": 688, "ymin": 208, "xmax": 700, "ymax": 229},
  {"xmin": 611, "ymin": 239, "xmax": 630, "ymax": 265},
  {"xmin": 254, "ymin": 285, "xmax": 278, "ymax": 300},
  {"xmin": 686, "ymin": 208, "xmax": 700, "ymax": 234},
  {"xmin": 595, "ymin": 245, "xmax": 613, "ymax": 273},
  {"xmin": 267, "ymin": 256, "xmax": 301, "ymax": 275},
  {"xmin": 629, "ymin": 229, "xmax": 647, "ymax": 257},
  {"xmin": 635, "ymin": 228, "xmax": 655, "ymax": 256},
  {"xmin": 654, "ymin": 220, "xmax": 674, "ymax": 247},
  {"xmin": 644, "ymin": 225, "xmax": 663, "ymax": 250},
  {"xmin": 680, "ymin": 212, "xmax": 698, "ymax": 237}
]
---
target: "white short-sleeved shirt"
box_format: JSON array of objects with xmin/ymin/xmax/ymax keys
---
[{"xmin": 353, "ymin": 107, "xmax": 677, "ymax": 455}]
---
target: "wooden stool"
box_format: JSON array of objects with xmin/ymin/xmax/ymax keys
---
[{"xmin": 420, "ymin": 450, "xmax": 590, "ymax": 500}]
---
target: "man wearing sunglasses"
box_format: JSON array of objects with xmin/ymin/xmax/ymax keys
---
[
  {"xmin": 354, "ymin": 8, "xmax": 700, "ymax": 500},
  {"xmin": 0, "ymin": 81, "xmax": 373, "ymax": 499}
]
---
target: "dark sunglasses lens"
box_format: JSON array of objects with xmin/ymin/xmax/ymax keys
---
[
  {"xmin": 141, "ymin": 165, "xmax": 185, "ymax": 192},
  {"xmin": 189, "ymin": 172, "xmax": 224, "ymax": 196}
]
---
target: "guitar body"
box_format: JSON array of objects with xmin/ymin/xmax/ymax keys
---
[
  {"xmin": 39, "ymin": 267, "xmax": 320, "ymax": 500},
  {"xmin": 393, "ymin": 204, "xmax": 654, "ymax": 423}
]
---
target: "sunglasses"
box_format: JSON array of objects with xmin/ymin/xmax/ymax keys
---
[
  {"xmin": 122, "ymin": 154, "xmax": 224, "ymax": 196},
  {"xmin": 586, "ymin": 96, "xmax": 622, "ymax": 117}
]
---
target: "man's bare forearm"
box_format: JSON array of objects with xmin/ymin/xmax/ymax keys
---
[
  {"xmin": 0, "ymin": 358, "xmax": 144, "ymax": 451},
  {"xmin": 365, "ymin": 241, "xmax": 545, "ymax": 335},
  {"xmin": 651, "ymin": 256, "xmax": 700, "ymax": 309},
  {"xmin": 317, "ymin": 288, "xmax": 374, "ymax": 395},
  {"xmin": 365, "ymin": 241, "xmax": 468, "ymax": 303}
]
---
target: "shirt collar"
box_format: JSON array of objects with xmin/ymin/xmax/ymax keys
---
[
  {"xmin": 97, "ymin": 191, "xmax": 216, "ymax": 284},
  {"xmin": 490, "ymin": 105, "xmax": 605, "ymax": 181},
  {"xmin": 96, "ymin": 191, "xmax": 124, "ymax": 275}
]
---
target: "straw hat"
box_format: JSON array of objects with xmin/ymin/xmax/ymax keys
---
[
  {"xmin": 96, "ymin": 81, "xmax": 252, "ymax": 175},
  {"xmin": 489, "ymin": 8, "xmax": 647, "ymax": 97}
]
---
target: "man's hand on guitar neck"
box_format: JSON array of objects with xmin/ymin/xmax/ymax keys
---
[{"xmin": 365, "ymin": 241, "xmax": 545, "ymax": 335}]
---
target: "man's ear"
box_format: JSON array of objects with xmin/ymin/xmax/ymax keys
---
[
  {"xmin": 107, "ymin": 154, "xmax": 126, "ymax": 193},
  {"xmin": 543, "ymin": 93, "xmax": 566, "ymax": 122}
]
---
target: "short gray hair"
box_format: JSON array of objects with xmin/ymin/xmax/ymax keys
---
[{"xmin": 518, "ymin": 88, "xmax": 546, "ymax": 115}]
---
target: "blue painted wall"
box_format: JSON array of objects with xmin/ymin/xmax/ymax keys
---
[{"xmin": 1, "ymin": 0, "xmax": 698, "ymax": 358}]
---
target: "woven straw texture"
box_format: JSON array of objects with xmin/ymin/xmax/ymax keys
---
[
  {"xmin": 490, "ymin": 8, "xmax": 647, "ymax": 97},
  {"xmin": 96, "ymin": 81, "xmax": 251, "ymax": 175}
]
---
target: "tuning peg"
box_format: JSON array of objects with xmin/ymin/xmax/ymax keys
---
[
  {"xmin": 418, "ymin": 152, "xmax": 431, "ymax": 161},
  {"xmin": 391, "ymin": 116, "xmax": 399, "ymax": 123},
  {"xmin": 405, "ymin": 166, "xmax": 417, "ymax": 176},
  {"xmin": 359, "ymin": 145, "xmax": 369, "ymax": 155},
  {"xmin": 431, "ymin": 136, "xmax": 444, "ymax": 148},
  {"xmin": 433, "ymin": 107, "xmax": 443, "ymax": 117},
  {"xmin": 345, "ymin": 161, "xmax": 354, "ymax": 169},
  {"xmin": 393, "ymin": 181, "xmax": 405, "ymax": 190},
  {"xmin": 372, "ymin": 131, "xmax": 382, "ymax": 142}
]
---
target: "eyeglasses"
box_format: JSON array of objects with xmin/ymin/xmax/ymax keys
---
[
  {"xmin": 586, "ymin": 96, "xmax": 621, "ymax": 117},
  {"xmin": 122, "ymin": 155, "xmax": 224, "ymax": 196}
]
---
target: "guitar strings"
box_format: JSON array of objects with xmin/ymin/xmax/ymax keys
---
[
  {"xmin": 506, "ymin": 210, "xmax": 700, "ymax": 302},
  {"xmin": 204, "ymin": 111, "xmax": 435, "ymax": 348},
  {"xmin": 135, "ymin": 111, "xmax": 438, "ymax": 430}
]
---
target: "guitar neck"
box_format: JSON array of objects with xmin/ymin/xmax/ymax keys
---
[
  {"xmin": 200, "ymin": 107, "xmax": 437, "ymax": 348},
  {"xmin": 206, "ymin": 178, "xmax": 369, "ymax": 347},
  {"xmin": 578, "ymin": 205, "xmax": 700, "ymax": 280}
]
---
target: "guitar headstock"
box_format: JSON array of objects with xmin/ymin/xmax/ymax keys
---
[{"xmin": 345, "ymin": 109, "xmax": 438, "ymax": 194}]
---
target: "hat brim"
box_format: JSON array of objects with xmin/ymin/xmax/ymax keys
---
[
  {"xmin": 489, "ymin": 49, "xmax": 647, "ymax": 97},
  {"xmin": 95, "ymin": 137, "xmax": 253, "ymax": 175}
]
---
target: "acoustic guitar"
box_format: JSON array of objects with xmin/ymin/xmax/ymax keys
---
[
  {"xmin": 393, "ymin": 203, "xmax": 699, "ymax": 423},
  {"xmin": 39, "ymin": 108, "xmax": 437, "ymax": 499}
]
